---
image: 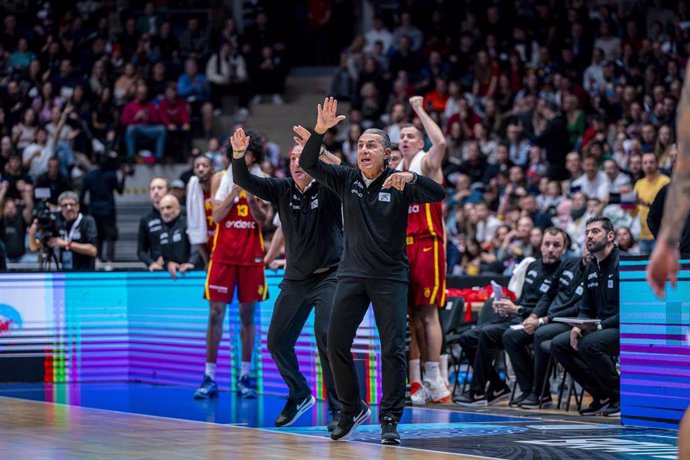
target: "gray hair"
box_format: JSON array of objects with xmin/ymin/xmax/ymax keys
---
[
  {"xmin": 58, "ymin": 191, "xmax": 79, "ymax": 205},
  {"xmin": 362, "ymin": 129, "xmax": 392, "ymax": 150}
]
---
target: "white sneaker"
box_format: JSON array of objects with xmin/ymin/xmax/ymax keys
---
[
  {"xmin": 410, "ymin": 381, "xmax": 428, "ymax": 405},
  {"xmin": 424, "ymin": 378, "xmax": 451, "ymax": 403}
]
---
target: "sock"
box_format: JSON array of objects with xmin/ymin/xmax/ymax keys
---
[
  {"xmin": 205, "ymin": 363, "xmax": 217, "ymax": 380},
  {"xmin": 409, "ymin": 359, "xmax": 422, "ymax": 383},
  {"xmin": 241, "ymin": 361, "xmax": 251, "ymax": 377},
  {"xmin": 424, "ymin": 361, "xmax": 441, "ymax": 383},
  {"xmin": 439, "ymin": 354, "xmax": 450, "ymax": 385}
]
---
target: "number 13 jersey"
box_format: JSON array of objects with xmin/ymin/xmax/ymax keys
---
[{"xmin": 210, "ymin": 191, "xmax": 265, "ymax": 266}]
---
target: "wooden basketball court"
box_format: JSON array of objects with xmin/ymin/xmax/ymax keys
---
[{"xmin": 1, "ymin": 396, "xmax": 482, "ymax": 460}]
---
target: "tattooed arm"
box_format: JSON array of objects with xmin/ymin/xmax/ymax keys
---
[{"xmin": 646, "ymin": 61, "xmax": 690, "ymax": 298}]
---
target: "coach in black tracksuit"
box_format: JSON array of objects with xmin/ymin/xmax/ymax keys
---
[
  {"xmin": 299, "ymin": 98, "xmax": 445, "ymax": 444},
  {"xmin": 551, "ymin": 216, "xmax": 621, "ymax": 417},
  {"xmin": 232, "ymin": 134, "xmax": 343, "ymax": 428},
  {"xmin": 503, "ymin": 251, "xmax": 587, "ymax": 408}
]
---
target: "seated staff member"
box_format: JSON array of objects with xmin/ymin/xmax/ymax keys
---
[
  {"xmin": 231, "ymin": 125, "xmax": 343, "ymax": 429},
  {"xmin": 137, "ymin": 177, "xmax": 169, "ymax": 271},
  {"xmin": 455, "ymin": 229, "xmax": 563, "ymax": 407},
  {"xmin": 300, "ymin": 97, "xmax": 446, "ymax": 445},
  {"xmin": 551, "ymin": 216, "xmax": 621, "ymax": 417},
  {"xmin": 503, "ymin": 232, "xmax": 587, "ymax": 409},
  {"xmin": 157, "ymin": 194, "xmax": 200, "ymax": 279}
]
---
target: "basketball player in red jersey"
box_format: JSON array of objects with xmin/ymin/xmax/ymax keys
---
[
  {"xmin": 399, "ymin": 96, "xmax": 449, "ymax": 404},
  {"xmin": 194, "ymin": 133, "xmax": 271, "ymax": 399},
  {"xmin": 193, "ymin": 155, "xmax": 216, "ymax": 267}
]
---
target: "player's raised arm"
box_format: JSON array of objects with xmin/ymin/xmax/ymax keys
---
[{"xmin": 409, "ymin": 96, "xmax": 446, "ymax": 181}]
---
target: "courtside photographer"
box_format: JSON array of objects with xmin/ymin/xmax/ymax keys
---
[{"xmin": 28, "ymin": 191, "xmax": 97, "ymax": 271}]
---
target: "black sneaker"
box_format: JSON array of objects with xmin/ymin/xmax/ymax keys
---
[
  {"xmin": 274, "ymin": 395, "xmax": 315, "ymax": 427},
  {"xmin": 519, "ymin": 394, "xmax": 553, "ymax": 409},
  {"xmin": 327, "ymin": 410, "xmax": 342, "ymax": 432},
  {"xmin": 603, "ymin": 400, "xmax": 620, "ymax": 417},
  {"xmin": 509, "ymin": 392, "xmax": 530, "ymax": 408},
  {"xmin": 453, "ymin": 390, "xmax": 487, "ymax": 406},
  {"xmin": 380, "ymin": 415, "xmax": 400, "ymax": 445},
  {"xmin": 579, "ymin": 398, "xmax": 610, "ymax": 416},
  {"xmin": 330, "ymin": 402, "xmax": 371, "ymax": 441},
  {"xmin": 193, "ymin": 375, "xmax": 218, "ymax": 399},
  {"xmin": 487, "ymin": 385, "xmax": 512, "ymax": 405}
]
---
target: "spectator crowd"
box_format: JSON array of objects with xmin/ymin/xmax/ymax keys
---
[
  {"xmin": 1, "ymin": 0, "xmax": 688, "ymax": 276},
  {"xmin": 0, "ymin": 1, "xmax": 288, "ymax": 269},
  {"xmin": 326, "ymin": 0, "xmax": 686, "ymax": 276}
]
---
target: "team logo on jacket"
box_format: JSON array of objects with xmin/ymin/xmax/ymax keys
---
[
  {"xmin": 378, "ymin": 192, "xmax": 391, "ymax": 202},
  {"xmin": 424, "ymin": 288, "xmax": 431, "ymax": 298}
]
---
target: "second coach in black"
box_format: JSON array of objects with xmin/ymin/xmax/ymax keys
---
[
  {"xmin": 231, "ymin": 125, "xmax": 343, "ymax": 430},
  {"xmin": 300, "ymin": 98, "xmax": 446, "ymax": 444}
]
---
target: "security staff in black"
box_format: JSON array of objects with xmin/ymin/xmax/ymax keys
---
[
  {"xmin": 137, "ymin": 177, "xmax": 169, "ymax": 271},
  {"xmin": 231, "ymin": 126, "xmax": 343, "ymax": 430},
  {"xmin": 503, "ymin": 231, "xmax": 586, "ymax": 409},
  {"xmin": 455, "ymin": 232, "xmax": 562, "ymax": 407},
  {"xmin": 551, "ymin": 216, "xmax": 621, "ymax": 417},
  {"xmin": 158, "ymin": 194, "xmax": 200, "ymax": 277},
  {"xmin": 299, "ymin": 98, "xmax": 446, "ymax": 445}
]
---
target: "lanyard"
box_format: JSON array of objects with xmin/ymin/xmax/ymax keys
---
[{"xmin": 67, "ymin": 213, "xmax": 83, "ymax": 243}]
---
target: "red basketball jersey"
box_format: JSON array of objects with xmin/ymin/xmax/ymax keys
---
[
  {"xmin": 407, "ymin": 201, "xmax": 445, "ymax": 241},
  {"xmin": 210, "ymin": 191, "xmax": 264, "ymax": 265}
]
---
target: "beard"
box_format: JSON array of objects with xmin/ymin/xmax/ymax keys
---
[{"xmin": 586, "ymin": 238, "xmax": 607, "ymax": 254}]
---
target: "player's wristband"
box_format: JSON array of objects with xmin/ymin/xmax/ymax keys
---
[{"xmin": 233, "ymin": 150, "xmax": 245, "ymax": 159}]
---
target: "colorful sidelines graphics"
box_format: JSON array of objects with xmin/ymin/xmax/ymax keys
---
[
  {"xmin": 0, "ymin": 271, "xmax": 383, "ymax": 405},
  {"xmin": 620, "ymin": 258, "xmax": 690, "ymax": 429}
]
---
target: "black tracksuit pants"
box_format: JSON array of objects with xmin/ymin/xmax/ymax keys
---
[
  {"xmin": 267, "ymin": 270, "xmax": 341, "ymax": 413},
  {"xmin": 327, "ymin": 276, "xmax": 407, "ymax": 423},
  {"xmin": 458, "ymin": 322, "xmax": 512, "ymax": 394},
  {"xmin": 503, "ymin": 322, "xmax": 571, "ymax": 396},
  {"xmin": 550, "ymin": 327, "xmax": 620, "ymax": 402}
]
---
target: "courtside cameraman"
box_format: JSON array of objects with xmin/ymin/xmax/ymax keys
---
[{"xmin": 28, "ymin": 191, "xmax": 97, "ymax": 270}]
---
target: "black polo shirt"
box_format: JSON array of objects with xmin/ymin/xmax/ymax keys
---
[
  {"xmin": 299, "ymin": 132, "xmax": 446, "ymax": 282},
  {"xmin": 233, "ymin": 156, "xmax": 343, "ymax": 281}
]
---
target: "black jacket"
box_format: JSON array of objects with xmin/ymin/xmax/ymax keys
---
[
  {"xmin": 534, "ymin": 256, "xmax": 586, "ymax": 321},
  {"xmin": 647, "ymin": 184, "xmax": 690, "ymax": 255},
  {"xmin": 159, "ymin": 214, "xmax": 198, "ymax": 266},
  {"xmin": 515, "ymin": 259, "xmax": 561, "ymax": 319},
  {"xmin": 300, "ymin": 132, "xmax": 446, "ymax": 281},
  {"xmin": 579, "ymin": 246, "xmax": 620, "ymax": 329},
  {"xmin": 137, "ymin": 207, "xmax": 164, "ymax": 266},
  {"xmin": 233, "ymin": 156, "xmax": 343, "ymax": 281},
  {"xmin": 79, "ymin": 167, "xmax": 125, "ymax": 217}
]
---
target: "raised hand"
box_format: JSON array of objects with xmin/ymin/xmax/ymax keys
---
[
  {"xmin": 292, "ymin": 125, "xmax": 311, "ymax": 146},
  {"xmin": 229, "ymin": 128, "xmax": 250, "ymax": 155},
  {"xmin": 382, "ymin": 172, "xmax": 414, "ymax": 191},
  {"xmin": 315, "ymin": 97, "xmax": 346, "ymax": 134},
  {"xmin": 409, "ymin": 95, "xmax": 424, "ymax": 112}
]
